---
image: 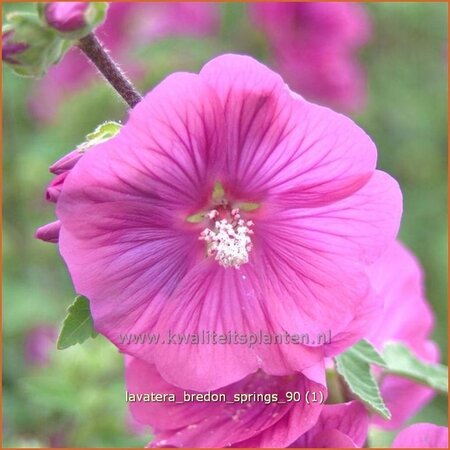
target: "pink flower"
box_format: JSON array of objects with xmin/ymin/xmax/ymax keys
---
[
  {"xmin": 392, "ymin": 423, "xmax": 448, "ymax": 448},
  {"xmin": 49, "ymin": 54, "xmax": 401, "ymax": 391},
  {"xmin": 251, "ymin": 2, "xmax": 371, "ymax": 112},
  {"xmin": 44, "ymin": 2, "xmax": 89, "ymax": 32},
  {"xmin": 29, "ymin": 2, "xmax": 219, "ymax": 122},
  {"xmin": 125, "ymin": 356, "xmax": 326, "ymax": 448},
  {"xmin": 292, "ymin": 401, "xmax": 369, "ymax": 448},
  {"xmin": 367, "ymin": 241, "xmax": 439, "ymax": 430}
]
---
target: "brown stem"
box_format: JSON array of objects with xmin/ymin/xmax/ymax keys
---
[{"xmin": 77, "ymin": 33, "xmax": 142, "ymax": 108}]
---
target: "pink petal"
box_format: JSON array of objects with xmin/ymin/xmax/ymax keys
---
[
  {"xmin": 119, "ymin": 71, "xmax": 225, "ymax": 211},
  {"xmin": 250, "ymin": 171, "xmax": 401, "ymax": 354},
  {"xmin": 46, "ymin": 172, "xmax": 68, "ymax": 203},
  {"xmin": 310, "ymin": 429, "xmax": 358, "ymax": 448},
  {"xmin": 367, "ymin": 241, "xmax": 438, "ymax": 430},
  {"xmin": 150, "ymin": 261, "xmax": 325, "ymax": 391},
  {"xmin": 373, "ymin": 372, "xmax": 438, "ymax": 431},
  {"xmin": 294, "ymin": 401, "xmax": 369, "ymax": 447},
  {"xmin": 392, "ymin": 423, "xmax": 448, "ymax": 448},
  {"xmin": 200, "ymin": 54, "xmax": 377, "ymax": 206},
  {"xmin": 368, "ymin": 241, "xmax": 434, "ymax": 353},
  {"xmin": 126, "ymin": 357, "xmax": 325, "ymax": 448},
  {"xmin": 49, "ymin": 149, "xmax": 83, "ymax": 175},
  {"xmin": 56, "ymin": 72, "xmax": 226, "ymax": 362}
]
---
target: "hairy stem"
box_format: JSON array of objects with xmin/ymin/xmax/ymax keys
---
[{"xmin": 77, "ymin": 33, "xmax": 142, "ymax": 108}]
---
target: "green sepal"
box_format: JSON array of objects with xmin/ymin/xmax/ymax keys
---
[
  {"xmin": 78, "ymin": 121, "xmax": 122, "ymax": 152},
  {"xmin": 3, "ymin": 12, "xmax": 70, "ymax": 78}
]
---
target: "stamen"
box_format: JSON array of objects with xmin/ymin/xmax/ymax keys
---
[{"xmin": 199, "ymin": 208, "xmax": 253, "ymax": 269}]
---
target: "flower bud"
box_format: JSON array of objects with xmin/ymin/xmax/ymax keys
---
[
  {"xmin": 40, "ymin": 2, "xmax": 108, "ymax": 40},
  {"xmin": 35, "ymin": 220, "xmax": 61, "ymax": 243},
  {"xmin": 46, "ymin": 172, "xmax": 68, "ymax": 203},
  {"xmin": 2, "ymin": 13, "xmax": 69, "ymax": 77},
  {"xmin": 44, "ymin": 2, "xmax": 89, "ymax": 32},
  {"xmin": 49, "ymin": 149, "xmax": 84, "ymax": 175},
  {"xmin": 2, "ymin": 30, "xmax": 28, "ymax": 64}
]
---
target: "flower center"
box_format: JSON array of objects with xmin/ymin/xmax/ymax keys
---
[{"xmin": 199, "ymin": 208, "xmax": 253, "ymax": 269}]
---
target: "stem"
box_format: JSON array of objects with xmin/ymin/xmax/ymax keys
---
[
  {"xmin": 325, "ymin": 369, "xmax": 346, "ymax": 404},
  {"xmin": 77, "ymin": 33, "xmax": 142, "ymax": 108}
]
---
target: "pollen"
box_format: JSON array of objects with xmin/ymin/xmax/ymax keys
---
[{"xmin": 199, "ymin": 208, "xmax": 253, "ymax": 269}]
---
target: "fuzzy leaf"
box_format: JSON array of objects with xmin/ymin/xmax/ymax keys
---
[
  {"xmin": 383, "ymin": 341, "xmax": 448, "ymax": 394},
  {"xmin": 57, "ymin": 296, "xmax": 98, "ymax": 350},
  {"xmin": 335, "ymin": 340, "xmax": 391, "ymax": 419}
]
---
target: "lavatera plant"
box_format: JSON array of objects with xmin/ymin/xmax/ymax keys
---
[{"xmin": 2, "ymin": 2, "xmax": 448, "ymax": 448}]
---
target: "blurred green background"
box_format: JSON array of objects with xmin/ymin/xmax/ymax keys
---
[{"xmin": 2, "ymin": 2, "xmax": 448, "ymax": 448}]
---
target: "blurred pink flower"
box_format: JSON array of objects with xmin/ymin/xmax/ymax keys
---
[
  {"xmin": 46, "ymin": 54, "xmax": 401, "ymax": 391},
  {"xmin": 251, "ymin": 2, "xmax": 372, "ymax": 113},
  {"xmin": 367, "ymin": 241, "xmax": 439, "ymax": 430},
  {"xmin": 29, "ymin": 2, "xmax": 219, "ymax": 122},
  {"xmin": 24, "ymin": 325, "xmax": 56, "ymax": 367},
  {"xmin": 392, "ymin": 423, "xmax": 448, "ymax": 448},
  {"xmin": 126, "ymin": 356, "xmax": 326, "ymax": 448}
]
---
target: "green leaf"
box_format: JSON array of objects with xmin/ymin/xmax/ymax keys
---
[
  {"xmin": 347, "ymin": 339, "xmax": 387, "ymax": 367},
  {"xmin": 335, "ymin": 340, "xmax": 391, "ymax": 419},
  {"xmin": 78, "ymin": 121, "xmax": 122, "ymax": 152},
  {"xmin": 383, "ymin": 341, "xmax": 448, "ymax": 394},
  {"xmin": 57, "ymin": 296, "xmax": 98, "ymax": 350}
]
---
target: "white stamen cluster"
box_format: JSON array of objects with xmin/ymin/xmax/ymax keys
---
[{"xmin": 200, "ymin": 208, "xmax": 254, "ymax": 269}]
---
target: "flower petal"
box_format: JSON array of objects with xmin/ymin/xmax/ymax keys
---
[
  {"xmin": 368, "ymin": 241, "xmax": 434, "ymax": 353},
  {"xmin": 35, "ymin": 220, "xmax": 61, "ymax": 243},
  {"xmin": 294, "ymin": 401, "xmax": 369, "ymax": 448},
  {"xmin": 56, "ymin": 71, "xmax": 225, "ymax": 356},
  {"xmin": 126, "ymin": 357, "xmax": 325, "ymax": 448},
  {"xmin": 119, "ymin": 71, "xmax": 225, "ymax": 212},
  {"xmin": 151, "ymin": 261, "xmax": 324, "ymax": 391},
  {"xmin": 200, "ymin": 54, "xmax": 377, "ymax": 207},
  {"xmin": 392, "ymin": 423, "xmax": 448, "ymax": 448},
  {"xmin": 367, "ymin": 241, "xmax": 438, "ymax": 430},
  {"xmin": 247, "ymin": 171, "xmax": 401, "ymax": 354}
]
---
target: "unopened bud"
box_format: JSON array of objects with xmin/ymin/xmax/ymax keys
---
[
  {"xmin": 2, "ymin": 13, "xmax": 69, "ymax": 77},
  {"xmin": 40, "ymin": 2, "xmax": 108, "ymax": 39},
  {"xmin": 35, "ymin": 220, "xmax": 61, "ymax": 244},
  {"xmin": 46, "ymin": 172, "xmax": 68, "ymax": 203},
  {"xmin": 2, "ymin": 30, "xmax": 28, "ymax": 64},
  {"xmin": 49, "ymin": 149, "xmax": 83, "ymax": 175}
]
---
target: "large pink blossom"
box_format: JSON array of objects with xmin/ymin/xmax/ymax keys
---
[
  {"xmin": 126, "ymin": 356, "xmax": 327, "ymax": 448},
  {"xmin": 29, "ymin": 2, "xmax": 219, "ymax": 122},
  {"xmin": 392, "ymin": 423, "xmax": 448, "ymax": 448},
  {"xmin": 42, "ymin": 54, "xmax": 401, "ymax": 391},
  {"xmin": 251, "ymin": 2, "xmax": 371, "ymax": 113},
  {"xmin": 367, "ymin": 241, "xmax": 439, "ymax": 430}
]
